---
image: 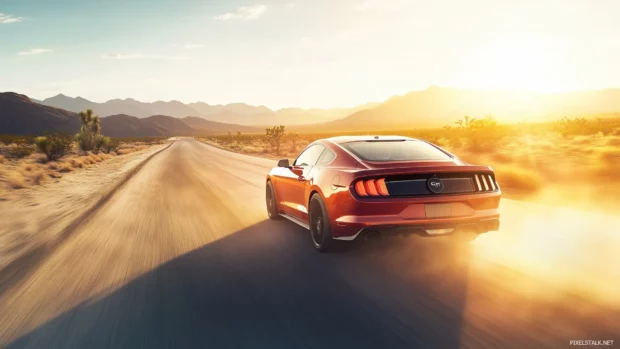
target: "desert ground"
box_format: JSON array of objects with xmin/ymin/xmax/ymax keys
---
[{"xmin": 0, "ymin": 138, "xmax": 618, "ymax": 349}]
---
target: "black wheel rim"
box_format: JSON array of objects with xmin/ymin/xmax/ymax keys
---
[
  {"xmin": 266, "ymin": 187, "xmax": 273, "ymax": 216},
  {"xmin": 311, "ymin": 208, "xmax": 323, "ymax": 246}
]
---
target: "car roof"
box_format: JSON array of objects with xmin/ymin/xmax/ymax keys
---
[{"xmin": 325, "ymin": 135, "xmax": 416, "ymax": 144}]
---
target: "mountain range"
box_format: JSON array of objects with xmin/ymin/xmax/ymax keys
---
[
  {"xmin": 0, "ymin": 93, "xmax": 260, "ymax": 137},
  {"xmin": 40, "ymin": 94, "xmax": 377, "ymax": 126},
  {"xmin": 304, "ymin": 86, "xmax": 620, "ymax": 131},
  {"xmin": 4, "ymin": 87, "xmax": 620, "ymax": 137}
]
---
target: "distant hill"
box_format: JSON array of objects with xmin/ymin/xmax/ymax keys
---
[
  {"xmin": 203, "ymin": 102, "xmax": 380, "ymax": 126},
  {"xmin": 187, "ymin": 102, "xmax": 272, "ymax": 116},
  {"xmin": 99, "ymin": 114, "xmax": 195, "ymax": 138},
  {"xmin": 0, "ymin": 92, "xmax": 81, "ymax": 134},
  {"xmin": 1, "ymin": 92, "xmax": 264, "ymax": 138},
  {"xmin": 314, "ymin": 87, "xmax": 620, "ymax": 131},
  {"xmin": 182, "ymin": 116, "xmax": 261, "ymax": 134},
  {"xmin": 40, "ymin": 94, "xmax": 377, "ymax": 126},
  {"xmin": 41, "ymin": 95, "xmax": 202, "ymax": 118}
]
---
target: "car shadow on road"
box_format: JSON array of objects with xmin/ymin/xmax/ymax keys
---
[{"xmin": 6, "ymin": 220, "xmax": 473, "ymax": 349}]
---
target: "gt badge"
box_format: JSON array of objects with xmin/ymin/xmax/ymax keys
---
[{"xmin": 427, "ymin": 177, "xmax": 444, "ymax": 193}]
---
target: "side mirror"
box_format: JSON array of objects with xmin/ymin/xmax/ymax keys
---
[
  {"xmin": 277, "ymin": 159, "xmax": 290, "ymax": 167},
  {"xmin": 290, "ymin": 167, "xmax": 304, "ymax": 177}
]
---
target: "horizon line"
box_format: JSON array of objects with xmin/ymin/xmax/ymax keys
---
[{"xmin": 6, "ymin": 85, "xmax": 620, "ymax": 111}]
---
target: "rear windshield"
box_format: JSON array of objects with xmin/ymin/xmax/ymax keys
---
[{"xmin": 341, "ymin": 140, "xmax": 451, "ymax": 162}]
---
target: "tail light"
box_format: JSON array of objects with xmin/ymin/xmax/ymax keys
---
[
  {"xmin": 354, "ymin": 178, "xmax": 390, "ymax": 197},
  {"xmin": 474, "ymin": 174, "xmax": 497, "ymax": 192}
]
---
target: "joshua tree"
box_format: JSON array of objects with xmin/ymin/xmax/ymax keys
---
[
  {"xmin": 266, "ymin": 125, "xmax": 286, "ymax": 155},
  {"xmin": 455, "ymin": 115, "xmax": 473, "ymax": 128},
  {"xmin": 288, "ymin": 131, "xmax": 299, "ymax": 152},
  {"xmin": 76, "ymin": 109, "xmax": 101, "ymax": 152}
]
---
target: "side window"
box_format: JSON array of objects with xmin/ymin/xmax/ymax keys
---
[
  {"xmin": 294, "ymin": 145, "xmax": 325, "ymax": 167},
  {"xmin": 316, "ymin": 148, "xmax": 336, "ymax": 166}
]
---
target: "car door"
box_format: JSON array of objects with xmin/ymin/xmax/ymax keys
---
[{"xmin": 278, "ymin": 144, "xmax": 325, "ymax": 220}]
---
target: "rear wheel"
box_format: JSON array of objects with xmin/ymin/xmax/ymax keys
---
[
  {"xmin": 266, "ymin": 181, "xmax": 281, "ymax": 220},
  {"xmin": 309, "ymin": 194, "xmax": 337, "ymax": 252}
]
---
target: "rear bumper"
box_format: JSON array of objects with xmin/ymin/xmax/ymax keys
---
[
  {"xmin": 329, "ymin": 192, "xmax": 501, "ymax": 240},
  {"xmin": 332, "ymin": 216, "xmax": 500, "ymax": 240}
]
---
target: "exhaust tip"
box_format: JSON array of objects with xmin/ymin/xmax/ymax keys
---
[{"xmin": 425, "ymin": 228, "xmax": 454, "ymax": 235}]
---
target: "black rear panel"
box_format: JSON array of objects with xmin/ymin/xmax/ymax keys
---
[{"xmin": 384, "ymin": 173, "xmax": 497, "ymax": 196}]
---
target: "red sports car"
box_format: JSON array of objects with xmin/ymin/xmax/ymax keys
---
[{"xmin": 266, "ymin": 136, "xmax": 501, "ymax": 252}]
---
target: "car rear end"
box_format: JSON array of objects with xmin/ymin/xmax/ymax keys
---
[{"xmin": 327, "ymin": 138, "xmax": 501, "ymax": 240}]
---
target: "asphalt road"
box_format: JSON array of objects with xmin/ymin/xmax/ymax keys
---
[{"xmin": 0, "ymin": 138, "xmax": 618, "ymax": 349}]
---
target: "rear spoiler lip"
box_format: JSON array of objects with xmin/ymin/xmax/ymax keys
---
[{"xmin": 348, "ymin": 165, "xmax": 494, "ymax": 179}]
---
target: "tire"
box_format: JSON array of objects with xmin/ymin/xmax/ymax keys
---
[
  {"xmin": 266, "ymin": 181, "xmax": 281, "ymax": 220},
  {"xmin": 309, "ymin": 194, "xmax": 338, "ymax": 252}
]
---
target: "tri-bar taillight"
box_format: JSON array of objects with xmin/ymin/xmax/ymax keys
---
[
  {"xmin": 354, "ymin": 178, "xmax": 390, "ymax": 197},
  {"xmin": 473, "ymin": 174, "xmax": 497, "ymax": 192}
]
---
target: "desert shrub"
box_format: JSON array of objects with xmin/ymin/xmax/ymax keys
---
[
  {"xmin": 554, "ymin": 117, "xmax": 601, "ymax": 137},
  {"xmin": 8, "ymin": 172, "xmax": 26, "ymax": 189},
  {"xmin": 101, "ymin": 136, "xmax": 117, "ymax": 154},
  {"xmin": 93, "ymin": 134, "xmax": 113, "ymax": 154},
  {"xmin": 34, "ymin": 133, "xmax": 74, "ymax": 162},
  {"xmin": 266, "ymin": 125, "xmax": 286, "ymax": 155},
  {"xmin": 0, "ymin": 135, "xmax": 35, "ymax": 145},
  {"xmin": 455, "ymin": 116, "xmax": 505, "ymax": 153},
  {"xmin": 8, "ymin": 141, "xmax": 33, "ymax": 158}
]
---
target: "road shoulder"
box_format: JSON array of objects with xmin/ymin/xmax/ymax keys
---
[{"xmin": 0, "ymin": 142, "xmax": 173, "ymax": 274}]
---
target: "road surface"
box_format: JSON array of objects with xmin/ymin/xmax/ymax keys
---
[{"xmin": 0, "ymin": 138, "xmax": 618, "ymax": 349}]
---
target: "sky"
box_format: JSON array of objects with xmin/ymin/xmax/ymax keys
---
[{"xmin": 1, "ymin": 0, "xmax": 620, "ymax": 109}]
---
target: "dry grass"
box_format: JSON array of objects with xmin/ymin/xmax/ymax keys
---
[
  {"xmin": 47, "ymin": 162, "xmax": 60, "ymax": 171},
  {"xmin": 30, "ymin": 171, "xmax": 47, "ymax": 185},
  {"xmin": 69, "ymin": 158, "xmax": 84, "ymax": 168},
  {"xmin": 7, "ymin": 172, "xmax": 26, "ymax": 189},
  {"xmin": 116, "ymin": 144, "xmax": 147, "ymax": 155},
  {"xmin": 0, "ymin": 139, "xmax": 158, "ymax": 192},
  {"xmin": 20, "ymin": 163, "xmax": 35, "ymax": 172},
  {"xmin": 58, "ymin": 162, "xmax": 73, "ymax": 173}
]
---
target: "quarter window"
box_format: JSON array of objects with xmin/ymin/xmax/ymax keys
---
[
  {"xmin": 316, "ymin": 148, "xmax": 336, "ymax": 166},
  {"xmin": 294, "ymin": 145, "xmax": 325, "ymax": 167}
]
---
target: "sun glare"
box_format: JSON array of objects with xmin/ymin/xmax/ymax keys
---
[{"xmin": 465, "ymin": 38, "xmax": 558, "ymax": 91}]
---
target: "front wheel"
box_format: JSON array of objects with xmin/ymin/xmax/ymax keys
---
[
  {"xmin": 266, "ymin": 181, "xmax": 281, "ymax": 220},
  {"xmin": 309, "ymin": 194, "xmax": 338, "ymax": 252}
]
